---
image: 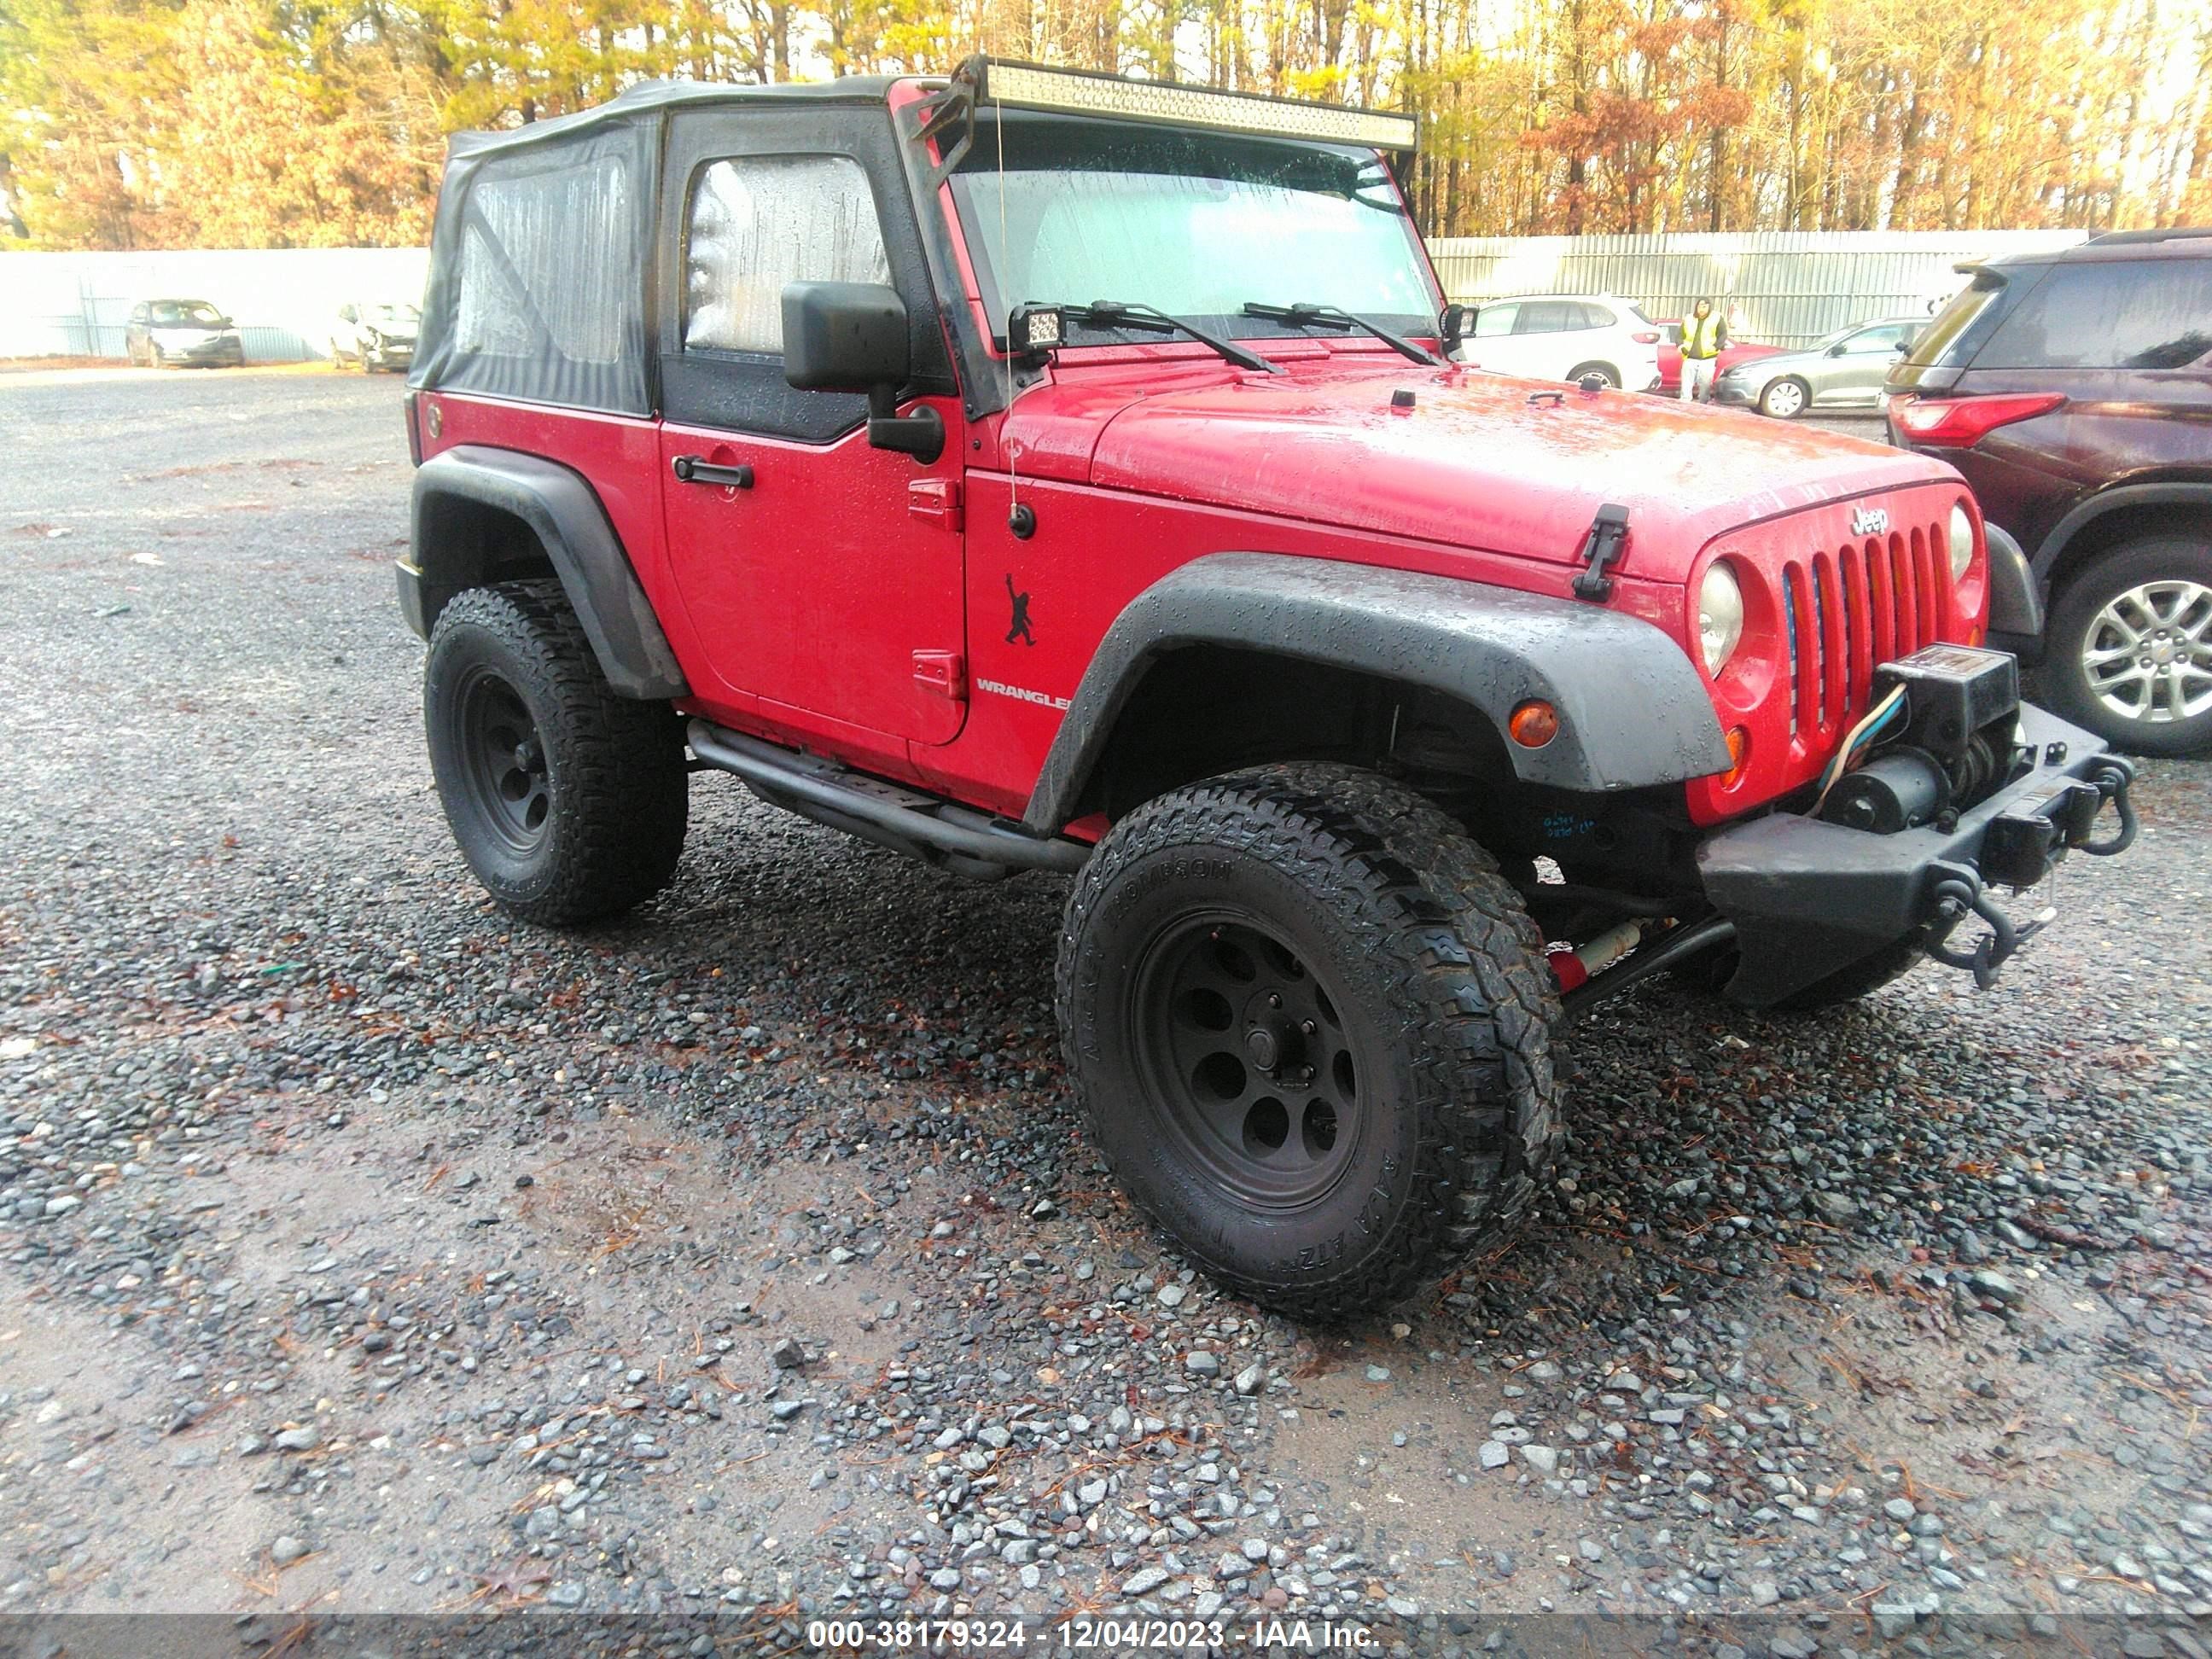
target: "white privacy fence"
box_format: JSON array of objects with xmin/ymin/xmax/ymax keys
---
[
  {"xmin": 3, "ymin": 230, "xmax": 2098, "ymax": 361},
  {"xmin": 0, "ymin": 247, "xmax": 431, "ymax": 362},
  {"xmin": 1427, "ymin": 230, "xmax": 2094, "ymax": 349}
]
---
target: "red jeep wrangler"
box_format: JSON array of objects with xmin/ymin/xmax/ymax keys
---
[{"xmin": 399, "ymin": 60, "xmax": 2135, "ymax": 1321}]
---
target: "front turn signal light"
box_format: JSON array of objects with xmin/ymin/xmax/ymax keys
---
[
  {"xmin": 1720, "ymin": 725, "xmax": 1750, "ymax": 789},
  {"xmin": 1509, "ymin": 700, "xmax": 1560, "ymax": 748}
]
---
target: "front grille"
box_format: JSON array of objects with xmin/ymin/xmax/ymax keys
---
[{"xmin": 1780, "ymin": 522, "xmax": 1950, "ymax": 739}]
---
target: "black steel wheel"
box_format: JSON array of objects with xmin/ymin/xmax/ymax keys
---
[
  {"xmin": 1058, "ymin": 765, "xmax": 1560, "ymax": 1321},
  {"xmin": 451, "ymin": 666, "xmax": 552, "ymax": 857},
  {"xmin": 1134, "ymin": 916, "xmax": 1370, "ymax": 1211},
  {"xmin": 425, "ymin": 579, "xmax": 687, "ymax": 925}
]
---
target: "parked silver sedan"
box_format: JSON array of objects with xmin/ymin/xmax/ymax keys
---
[{"xmin": 1711, "ymin": 315, "xmax": 1926, "ymax": 418}]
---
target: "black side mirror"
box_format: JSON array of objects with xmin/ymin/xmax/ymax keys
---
[
  {"xmin": 1440, "ymin": 303, "xmax": 1473, "ymax": 348},
  {"xmin": 1828, "ymin": 341, "xmax": 1849, "ymax": 358},
  {"xmin": 782, "ymin": 281, "xmax": 942, "ymax": 464}
]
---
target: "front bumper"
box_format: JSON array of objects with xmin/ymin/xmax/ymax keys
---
[
  {"xmin": 1697, "ymin": 703, "xmax": 2134, "ymax": 1005},
  {"xmin": 1708, "ymin": 376, "xmax": 1758, "ymax": 407}
]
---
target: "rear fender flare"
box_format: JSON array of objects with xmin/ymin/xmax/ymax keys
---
[
  {"xmin": 1024, "ymin": 552, "xmax": 1731, "ymax": 833},
  {"xmin": 2032, "ymin": 480, "xmax": 2212, "ymax": 584},
  {"xmin": 405, "ymin": 445, "xmax": 686, "ymax": 700}
]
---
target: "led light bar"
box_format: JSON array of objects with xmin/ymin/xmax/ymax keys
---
[{"xmin": 972, "ymin": 58, "xmax": 1417, "ymax": 152}]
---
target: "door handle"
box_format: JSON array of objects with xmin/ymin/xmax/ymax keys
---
[{"xmin": 672, "ymin": 455, "xmax": 754, "ymax": 489}]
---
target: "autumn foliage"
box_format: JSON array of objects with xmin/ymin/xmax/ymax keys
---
[{"xmin": 1, "ymin": 0, "xmax": 2204, "ymax": 248}]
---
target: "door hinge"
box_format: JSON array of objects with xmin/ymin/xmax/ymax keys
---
[
  {"xmin": 1571, "ymin": 502, "xmax": 1631, "ymax": 601},
  {"xmin": 912, "ymin": 650, "xmax": 966, "ymax": 700},
  {"xmin": 908, "ymin": 477, "xmax": 963, "ymax": 531}
]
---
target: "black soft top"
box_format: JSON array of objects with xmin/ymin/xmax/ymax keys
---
[{"xmin": 445, "ymin": 77, "xmax": 917, "ymax": 159}]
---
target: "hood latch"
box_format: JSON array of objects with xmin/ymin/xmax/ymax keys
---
[{"xmin": 1571, "ymin": 503, "xmax": 1631, "ymax": 601}]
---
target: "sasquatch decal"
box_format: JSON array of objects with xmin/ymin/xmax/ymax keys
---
[{"xmin": 1004, "ymin": 573, "xmax": 1036, "ymax": 647}]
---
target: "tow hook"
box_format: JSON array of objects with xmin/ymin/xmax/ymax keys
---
[
  {"xmin": 2079, "ymin": 758, "xmax": 2137, "ymax": 856},
  {"xmin": 1924, "ymin": 874, "xmax": 2034, "ymax": 991}
]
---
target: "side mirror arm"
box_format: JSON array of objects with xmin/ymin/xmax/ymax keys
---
[{"xmin": 866, "ymin": 385, "xmax": 945, "ymax": 465}]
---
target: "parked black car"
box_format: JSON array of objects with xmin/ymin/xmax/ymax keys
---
[
  {"xmin": 1886, "ymin": 229, "xmax": 2212, "ymax": 754},
  {"xmin": 124, "ymin": 299, "xmax": 246, "ymax": 368}
]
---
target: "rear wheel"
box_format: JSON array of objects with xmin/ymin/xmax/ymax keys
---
[
  {"xmin": 425, "ymin": 579, "xmax": 688, "ymax": 925},
  {"xmin": 1057, "ymin": 765, "xmax": 1560, "ymax": 1321},
  {"xmin": 1567, "ymin": 361, "xmax": 1620, "ymax": 387},
  {"xmin": 2043, "ymin": 536, "xmax": 2212, "ymax": 755},
  {"xmin": 1759, "ymin": 377, "xmax": 1809, "ymax": 419}
]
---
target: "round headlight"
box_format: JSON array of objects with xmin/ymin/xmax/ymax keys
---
[
  {"xmin": 1947, "ymin": 503, "xmax": 1975, "ymax": 581},
  {"xmin": 1697, "ymin": 561, "xmax": 1745, "ymax": 678}
]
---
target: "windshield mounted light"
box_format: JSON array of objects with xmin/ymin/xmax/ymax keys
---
[
  {"xmin": 958, "ymin": 56, "xmax": 1417, "ymax": 153},
  {"xmin": 1007, "ymin": 304, "xmax": 1064, "ymax": 358},
  {"xmin": 1697, "ymin": 561, "xmax": 1745, "ymax": 678}
]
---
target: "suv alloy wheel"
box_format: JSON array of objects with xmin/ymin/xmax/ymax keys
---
[{"xmin": 2045, "ymin": 536, "xmax": 2212, "ymax": 754}]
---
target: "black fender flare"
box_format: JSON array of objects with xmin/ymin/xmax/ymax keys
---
[
  {"xmin": 1023, "ymin": 552, "xmax": 1731, "ymax": 833},
  {"xmin": 2031, "ymin": 480, "xmax": 2212, "ymax": 583},
  {"xmin": 1983, "ymin": 521, "xmax": 2043, "ymax": 642},
  {"xmin": 402, "ymin": 446, "xmax": 687, "ymax": 700}
]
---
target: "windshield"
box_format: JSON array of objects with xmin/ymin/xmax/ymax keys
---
[
  {"xmin": 367, "ymin": 304, "xmax": 420, "ymax": 328},
  {"xmin": 948, "ymin": 110, "xmax": 1438, "ymax": 347},
  {"xmin": 151, "ymin": 301, "xmax": 224, "ymax": 328}
]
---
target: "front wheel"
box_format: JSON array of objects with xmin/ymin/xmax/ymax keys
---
[
  {"xmin": 1056, "ymin": 765, "xmax": 1560, "ymax": 1321},
  {"xmin": 2042, "ymin": 536, "xmax": 2212, "ymax": 755},
  {"xmin": 1759, "ymin": 377, "xmax": 1808, "ymax": 419},
  {"xmin": 425, "ymin": 579, "xmax": 688, "ymax": 925}
]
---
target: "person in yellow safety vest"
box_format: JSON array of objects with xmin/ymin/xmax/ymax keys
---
[{"xmin": 1679, "ymin": 298, "xmax": 1728, "ymax": 403}]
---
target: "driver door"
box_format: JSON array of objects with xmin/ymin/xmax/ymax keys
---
[{"xmin": 655, "ymin": 107, "xmax": 968, "ymax": 750}]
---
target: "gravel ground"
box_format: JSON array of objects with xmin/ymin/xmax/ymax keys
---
[{"xmin": 0, "ymin": 367, "xmax": 2207, "ymax": 1656}]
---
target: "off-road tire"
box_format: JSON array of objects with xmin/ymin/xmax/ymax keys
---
[
  {"xmin": 425, "ymin": 579, "xmax": 687, "ymax": 926},
  {"xmin": 2042, "ymin": 535, "xmax": 2212, "ymax": 756},
  {"xmin": 1056, "ymin": 764, "xmax": 1561, "ymax": 1321}
]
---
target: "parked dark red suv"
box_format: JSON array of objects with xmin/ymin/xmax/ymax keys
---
[{"xmin": 1887, "ymin": 229, "xmax": 2212, "ymax": 754}]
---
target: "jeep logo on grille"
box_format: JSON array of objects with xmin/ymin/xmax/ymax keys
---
[{"xmin": 1851, "ymin": 505, "xmax": 1891, "ymax": 536}]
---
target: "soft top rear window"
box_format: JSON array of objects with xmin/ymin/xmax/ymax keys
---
[{"xmin": 410, "ymin": 119, "xmax": 654, "ymax": 413}]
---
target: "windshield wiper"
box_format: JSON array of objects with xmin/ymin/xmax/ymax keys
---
[
  {"xmin": 1057, "ymin": 300, "xmax": 1284, "ymax": 375},
  {"xmin": 1242, "ymin": 301, "xmax": 1440, "ymax": 366}
]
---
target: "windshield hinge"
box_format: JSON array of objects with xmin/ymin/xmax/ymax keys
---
[{"xmin": 1571, "ymin": 503, "xmax": 1631, "ymax": 602}]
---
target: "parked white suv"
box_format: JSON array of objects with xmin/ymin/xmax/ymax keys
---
[{"xmin": 1452, "ymin": 293, "xmax": 1663, "ymax": 390}]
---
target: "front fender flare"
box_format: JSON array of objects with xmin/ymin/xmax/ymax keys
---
[
  {"xmin": 1024, "ymin": 552, "xmax": 1731, "ymax": 833},
  {"xmin": 405, "ymin": 446, "xmax": 686, "ymax": 700}
]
